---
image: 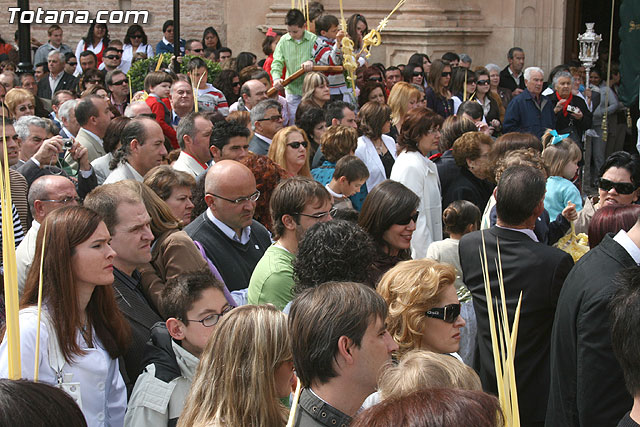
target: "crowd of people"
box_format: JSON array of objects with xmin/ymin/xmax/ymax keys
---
[{"xmin": 0, "ymin": 4, "xmax": 638, "ymax": 427}]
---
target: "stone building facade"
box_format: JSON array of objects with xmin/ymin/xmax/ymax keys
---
[{"xmin": 0, "ymin": 0, "xmax": 572, "ymax": 75}]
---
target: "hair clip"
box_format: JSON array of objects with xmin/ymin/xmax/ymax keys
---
[
  {"xmin": 266, "ymin": 28, "xmax": 277, "ymax": 37},
  {"xmin": 550, "ymin": 129, "xmax": 569, "ymax": 145}
]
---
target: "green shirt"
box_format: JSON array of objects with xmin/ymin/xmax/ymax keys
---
[
  {"xmin": 270, "ymin": 31, "xmax": 317, "ymax": 96},
  {"xmin": 247, "ymin": 244, "xmax": 296, "ymax": 310}
]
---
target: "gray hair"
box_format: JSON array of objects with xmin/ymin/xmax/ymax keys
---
[
  {"xmin": 176, "ymin": 111, "xmax": 202, "ymax": 150},
  {"xmin": 485, "ymin": 63, "xmax": 501, "ymax": 74},
  {"xmin": 552, "ymin": 71, "xmax": 574, "ymax": 90},
  {"xmin": 1, "ymin": 71, "xmax": 19, "ymax": 88},
  {"xmin": 47, "ymin": 50, "xmax": 63, "ymax": 62},
  {"xmin": 14, "ymin": 115, "xmax": 47, "ymax": 140},
  {"xmin": 250, "ymin": 99, "xmax": 281, "ymax": 131},
  {"xmin": 123, "ymin": 101, "xmax": 149, "ymax": 118},
  {"xmin": 459, "ymin": 53, "xmax": 472, "ymax": 65},
  {"xmin": 57, "ymin": 98, "xmax": 78, "ymax": 121},
  {"xmin": 524, "ymin": 67, "xmax": 544, "ymax": 82}
]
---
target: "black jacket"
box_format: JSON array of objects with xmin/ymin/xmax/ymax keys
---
[
  {"xmin": 37, "ymin": 71, "xmax": 76, "ymax": 99},
  {"xmin": 441, "ymin": 166, "xmax": 494, "ymax": 213},
  {"xmin": 460, "ymin": 226, "xmax": 574, "ymax": 426},
  {"xmin": 546, "ymin": 234, "xmax": 635, "ymax": 427},
  {"xmin": 499, "ymin": 65, "xmax": 526, "ymax": 93}
]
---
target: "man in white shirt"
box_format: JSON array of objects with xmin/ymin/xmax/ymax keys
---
[
  {"xmin": 36, "ymin": 51, "xmax": 75, "ymax": 100},
  {"xmin": 173, "ymin": 112, "xmax": 213, "ymax": 178},
  {"xmin": 104, "ymin": 117, "xmax": 167, "ymax": 184}
]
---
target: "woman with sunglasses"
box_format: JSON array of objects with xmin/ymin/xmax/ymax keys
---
[
  {"xmin": 4, "ymin": 88, "xmax": 35, "ymax": 119},
  {"xmin": 450, "ymin": 68, "xmax": 476, "ymax": 114},
  {"xmin": 425, "ymin": 59, "xmax": 454, "ymax": 119},
  {"xmin": 377, "ymin": 258, "xmax": 466, "ymax": 358},
  {"xmin": 74, "ymin": 23, "xmax": 109, "ymax": 72},
  {"xmin": 402, "ymin": 63, "xmax": 425, "ymax": 88},
  {"xmin": 473, "ymin": 68, "xmax": 501, "ymax": 134},
  {"xmin": 213, "ymin": 69, "xmax": 241, "ymax": 105},
  {"xmin": 77, "ymin": 69, "xmax": 105, "ymax": 95},
  {"xmin": 390, "ymin": 107, "xmax": 444, "ymax": 259},
  {"xmin": 575, "ymin": 151, "xmax": 640, "ymax": 234},
  {"xmin": 122, "ymin": 24, "xmax": 154, "ymax": 67},
  {"xmin": 359, "ymin": 180, "xmax": 419, "ymax": 284},
  {"xmin": 268, "ymin": 126, "xmax": 312, "ymax": 177}
]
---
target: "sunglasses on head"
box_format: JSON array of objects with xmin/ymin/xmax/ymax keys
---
[
  {"xmin": 426, "ymin": 303, "xmax": 461, "ymax": 323},
  {"xmin": 396, "ymin": 211, "xmax": 419, "ymax": 226},
  {"xmin": 287, "ymin": 140, "xmax": 308, "ymax": 149},
  {"xmin": 476, "ymin": 79, "xmax": 490, "ymax": 85},
  {"xmin": 599, "ymin": 178, "xmax": 637, "ymax": 195},
  {"xmin": 441, "ymin": 71, "xmax": 452, "ymax": 77}
]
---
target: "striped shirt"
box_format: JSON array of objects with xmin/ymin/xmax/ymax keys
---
[
  {"xmin": 197, "ymin": 84, "xmax": 230, "ymax": 116},
  {"xmin": 0, "ymin": 202, "xmax": 25, "ymax": 272},
  {"xmin": 271, "ymin": 31, "xmax": 317, "ymax": 96}
]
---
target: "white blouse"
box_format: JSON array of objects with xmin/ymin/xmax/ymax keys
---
[
  {"xmin": 0, "ymin": 308, "xmax": 126, "ymax": 427},
  {"xmin": 355, "ymin": 134, "xmax": 397, "ymax": 194}
]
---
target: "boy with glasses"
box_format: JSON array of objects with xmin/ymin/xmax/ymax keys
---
[{"xmin": 126, "ymin": 270, "xmax": 231, "ymax": 427}]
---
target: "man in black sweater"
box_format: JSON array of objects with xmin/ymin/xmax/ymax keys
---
[{"xmin": 185, "ymin": 160, "xmax": 271, "ymax": 291}]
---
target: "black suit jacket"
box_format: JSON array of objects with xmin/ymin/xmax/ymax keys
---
[
  {"xmin": 459, "ymin": 227, "xmax": 574, "ymax": 426},
  {"xmin": 16, "ymin": 158, "xmax": 97, "ymax": 199},
  {"xmin": 546, "ymin": 234, "xmax": 635, "ymax": 427},
  {"xmin": 37, "ymin": 71, "xmax": 76, "ymax": 99},
  {"xmin": 499, "ymin": 65, "xmax": 526, "ymax": 93},
  {"xmin": 112, "ymin": 269, "xmax": 162, "ymax": 395}
]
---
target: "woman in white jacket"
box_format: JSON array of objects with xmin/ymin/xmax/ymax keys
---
[
  {"xmin": 354, "ymin": 102, "xmax": 396, "ymax": 210},
  {"xmin": 0, "ymin": 206, "xmax": 131, "ymax": 427},
  {"xmin": 390, "ymin": 107, "xmax": 444, "ymax": 258}
]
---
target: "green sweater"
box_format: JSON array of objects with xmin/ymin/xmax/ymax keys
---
[{"xmin": 248, "ymin": 244, "xmax": 296, "ymax": 310}]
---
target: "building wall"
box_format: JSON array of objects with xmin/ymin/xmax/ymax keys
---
[{"xmin": 0, "ymin": 0, "xmax": 566, "ymax": 77}]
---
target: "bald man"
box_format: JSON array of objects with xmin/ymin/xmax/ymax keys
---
[
  {"xmin": 17, "ymin": 175, "xmax": 79, "ymax": 292},
  {"xmin": 184, "ymin": 160, "xmax": 271, "ymax": 291}
]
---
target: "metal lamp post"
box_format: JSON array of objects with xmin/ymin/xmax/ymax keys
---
[
  {"xmin": 577, "ymin": 23, "xmax": 602, "ymax": 88},
  {"xmin": 577, "ymin": 23, "xmax": 602, "ymax": 194}
]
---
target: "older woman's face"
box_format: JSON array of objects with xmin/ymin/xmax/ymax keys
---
[
  {"xmin": 419, "ymin": 284, "xmax": 466, "ymax": 354},
  {"xmin": 284, "ymin": 131, "xmax": 308, "ymax": 175},
  {"xmin": 599, "ymin": 167, "xmax": 639, "ymax": 207},
  {"xmin": 467, "ymin": 142, "xmax": 491, "ymax": 179},
  {"xmin": 13, "ymin": 100, "xmax": 35, "ymax": 119},
  {"xmin": 204, "ymin": 32, "xmax": 218, "ymax": 48},
  {"xmin": 368, "ymin": 87, "xmax": 386, "ymax": 104},
  {"xmin": 555, "ymin": 76, "xmax": 572, "ymax": 98},
  {"xmin": 489, "ymin": 69, "xmax": 500, "ymax": 88},
  {"xmin": 166, "ymin": 185, "xmax": 194, "ymax": 225}
]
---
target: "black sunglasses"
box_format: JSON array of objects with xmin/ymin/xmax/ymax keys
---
[
  {"xmin": 111, "ymin": 79, "xmax": 128, "ymax": 86},
  {"xmin": 104, "ymin": 55, "xmax": 121, "ymax": 60},
  {"xmin": 369, "ymin": 77, "xmax": 382, "ymax": 82},
  {"xmin": 599, "ymin": 178, "xmax": 637, "ymax": 195},
  {"xmin": 476, "ymin": 79, "xmax": 490, "ymax": 85},
  {"xmin": 193, "ymin": 48, "xmax": 204, "ymax": 53},
  {"xmin": 396, "ymin": 211, "xmax": 419, "ymax": 226},
  {"xmin": 441, "ymin": 71, "xmax": 452, "ymax": 77},
  {"xmin": 232, "ymin": 81, "xmax": 241, "ymax": 87},
  {"xmin": 67, "ymin": 61, "xmax": 77, "ymax": 66},
  {"xmin": 131, "ymin": 34, "xmax": 143, "ymax": 39},
  {"xmin": 287, "ymin": 140, "xmax": 308, "ymax": 149},
  {"xmin": 426, "ymin": 303, "xmax": 461, "ymax": 323}
]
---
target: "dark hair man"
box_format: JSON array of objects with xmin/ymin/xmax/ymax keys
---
[
  {"xmin": 459, "ymin": 165, "xmax": 574, "ymax": 425},
  {"xmin": 500, "ymin": 47, "xmax": 526, "ymax": 95},
  {"xmin": 289, "ymin": 281, "xmax": 398, "ymax": 425},
  {"xmin": 248, "ymin": 177, "xmax": 332, "ymax": 310},
  {"xmin": 156, "ymin": 19, "xmax": 186, "ymax": 55},
  {"xmin": 174, "ymin": 112, "xmax": 213, "ymax": 178},
  {"xmin": 209, "ymin": 120, "xmax": 250, "ymax": 162}
]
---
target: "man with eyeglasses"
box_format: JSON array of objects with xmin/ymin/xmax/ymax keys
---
[
  {"xmin": 37, "ymin": 50, "xmax": 75, "ymax": 100},
  {"xmin": 459, "ymin": 165, "xmax": 574, "ymax": 426},
  {"xmin": 248, "ymin": 99, "xmax": 284, "ymax": 155},
  {"xmin": 99, "ymin": 46, "xmax": 124, "ymax": 74},
  {"xmin": 229, "ymin": 79, "xmax": 267, "ymax": 113},
  {"xmin": 106, "ymin": 70, "xmax": 129, "ymax": 115},
  {"xmin": 185, "ymin": 39, "xmax": 205, "ymax": 57},
  {"xmin": 249, "ymin": 177, "xmax": 333, "ymax": 310},
  {"xmin": 185, "ymin": 160, "xmax": 271, "ymax": 292},
  {"xmin": 16, "ymin": 175, "xmax": 79, "ymax": 292}
]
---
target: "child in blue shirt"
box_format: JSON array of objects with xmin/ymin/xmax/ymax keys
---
[{"xmin": 542, "ymin": 130, "xmax": 583, "ymax": 219}]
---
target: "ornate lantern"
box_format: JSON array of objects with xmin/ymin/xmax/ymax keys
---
[{"xmin": 577, "ymin": 23, "xmax": 602, "ymax": 89}]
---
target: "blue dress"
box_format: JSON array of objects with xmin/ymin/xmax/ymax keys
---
[{"xmin": 544, "ymin": 175, "xmax": 583, "ymax": 220}]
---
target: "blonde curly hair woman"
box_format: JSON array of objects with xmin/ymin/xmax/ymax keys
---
[
  {"xmin": 377, "ymin": 258, "xmax": 465, "ymax": 357},
  {"xmin": 178, "ymin": 305, "xmax": 294, "ymax": 427}
]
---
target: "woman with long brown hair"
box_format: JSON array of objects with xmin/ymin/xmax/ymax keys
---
[
  {"xmin": 424, "ymin": 59, "xmax": 454, "ymax": 119},
  {"xmin": 0, "ymin": 206, "xmax": 131, "ymax": 426}
]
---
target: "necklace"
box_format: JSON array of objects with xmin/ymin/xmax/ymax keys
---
[
  {"xmin": 80, "ymin": 323, "xmax": 93, "ymax": 348},
  {"xmin": 373, "ymin": 139, "xmax": 386, "ymax": 155}
]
